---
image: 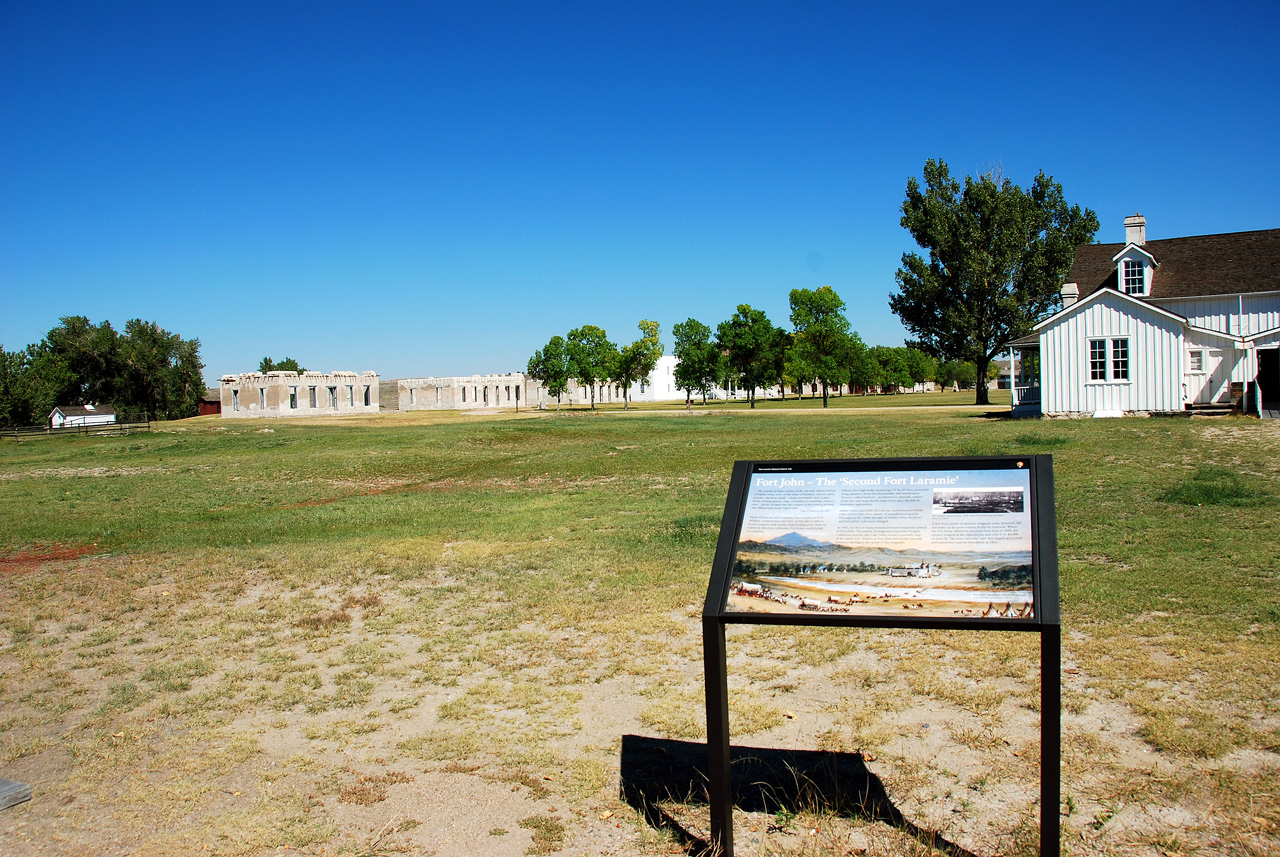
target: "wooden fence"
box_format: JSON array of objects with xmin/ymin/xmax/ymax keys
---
[{"xmin": 2, "ymin": 420, "xmax": 151, "ymax": 441}]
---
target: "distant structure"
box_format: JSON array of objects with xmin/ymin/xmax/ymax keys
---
[
  {"xmin": 398, "ymin": 373, "xmax": 634, "ymax": 410},
  {"xmin": 198, "ymin": 388, "xmax": 221, "ymax": 416},
  {"xmin": 49, "ymin": 404, "xmax": 116, "ymax": 428},
  {"xmin": 219, "ymin": 371, "xmax": 380, "ymax": 418}
]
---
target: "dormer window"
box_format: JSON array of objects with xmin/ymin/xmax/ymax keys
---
[
  {"xmin": 1123, "ymin": 259, "xmax": 1145, "ymax": 294},
  {"xmin": 1112, "ymin": 240, "xmax": 1156, "ymax": 296}
]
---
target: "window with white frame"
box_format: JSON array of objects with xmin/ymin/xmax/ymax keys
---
[
  {"xmin": 346, "ymin": 385, "xmax": 354, "ymax": 406},
  {"xmin": 1123, "ymin": 259, "xmax": 1144, "ymax": 294},
  {"xmin": 1089, "ymin": 338, "xmax": 1130, "ymax": 381},
  {"xmin": 1111, "ymin": 338, "xmax": 1129, "ymax": 380},
  {"xmin": 1089, "ymin": 339, "xmax": 1107, "ymax": 380},
  {"xmin": 232, "ymin": 389, "xmax": 240, "ymax": 411},
  {"xmin": 309, "ymin": 386, "xmax": 317, "ymax": 408},
  {"xmin": 289, "ymin": 387, "xmax": 298, "ymax": 409},
  {"xmin": 1189, "ymin": 350, "xmax": 1205, "ymax": 373},
  {"xmin": 327, "ymin": 386, "xmax": 337, "ymax": 408}
]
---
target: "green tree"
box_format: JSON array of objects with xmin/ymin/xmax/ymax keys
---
[
  {"xmin": 611, "ymin": 320, "xmax": 663, "ymax": 410},
  {"xmin": 259, "ymin": 356, "xmax": 306, "ymax": 374},
  {"xmin": 716, "ymin": 305, "xmax": 775, "ymax": 408},
  {"xmin": 937, "ymin": 359, "xmax": 978, "ymax": 390},
  {"xmin": 119, "ymin": 319, "xmax": 205, "ymax": 421},
  {"xmin": 890, "ymin": 159, "xmax": 1099, "ymax": 404},
  {"xmin": 566, "ymin": 325, "xmax": 617, "ymax": 409},
  {"xmin": 38, "ymin": 316, "xmax": 121, "ymax": 406},
  {"xmin": 870, "ymin": 346, "xmax": 912, "ymax": 393},
  {"xmin": 844, "ymin": 333, "xmax": 875, "ymax": 394},
  {"xmin": 672, "ymin": 318, "xmax": 721, "ymax": 406},
  {"xmin": 765, "ymin": 327, "xmax": 793, "ymax": 401},
  {"xmin": 527, "ymin": 335, "xmax": 571, "ymax": 409},
  {"xmin": 788, "ymin": 286, "xmax": 851, "ymax": 407},
  {"xmin": 0, "ymin": 346, "xmax": 37, "ymax": 427},
  {"xmin": 903, "ymin": 348, "xmax": 937, "ymax": 390}
]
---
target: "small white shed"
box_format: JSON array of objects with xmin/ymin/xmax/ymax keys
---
[{"xmin": 49, "ymin": 404, "xmax": 117, "ymax": 428}]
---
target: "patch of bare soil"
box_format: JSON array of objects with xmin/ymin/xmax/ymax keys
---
[{"xmin": 0, "ymin": 544, "xmax": 100, "ymax": 575}]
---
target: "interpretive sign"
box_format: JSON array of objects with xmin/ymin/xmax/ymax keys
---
[
  {"xmin": 724, "ymin": 462, "xmax": 1037, "ymax": 621},
  {"xmin": 702, "ymin": 455, "xmax": 1060, "ymax": 857}
]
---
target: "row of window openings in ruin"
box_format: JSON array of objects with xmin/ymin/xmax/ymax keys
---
[
  {"xmin": 404, "ymin": 382, "xmax": 634, "ymax": 407},
  {"xmin": 232, "ymin": 385, "xmax": 371, "ymax": 411},
  {"xmin": 408, "ymin": 385, "xmax": 524, "ymax": 405}
]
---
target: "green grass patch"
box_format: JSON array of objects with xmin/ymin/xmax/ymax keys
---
[{"xmin": 1163, "ymin": 465, "xmax": 1274, "ymax": 507}]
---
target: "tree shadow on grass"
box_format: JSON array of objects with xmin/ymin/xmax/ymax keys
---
[{"xmin": 619, "ymin": 735, "xmax": 980, "ymax": 857}]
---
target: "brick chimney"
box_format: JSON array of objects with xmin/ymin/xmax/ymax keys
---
[
  {"xmin": 1124, "ymin": 213, "xmax": 1146, "ymax": 245},
  {"xmin": 1061, "ymin": 282, "xmax": 1079, "ymax": 307}
]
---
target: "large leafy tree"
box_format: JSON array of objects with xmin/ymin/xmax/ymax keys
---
[
  {"xmin": 40, "ymin": 316, "xmax": 122, "ymax": 406},
  {"xmin": 119, "ymin": 319, "xmax": 205, "ymax": 422},
  {"xmin": 716, "ymin": 305, "xmax": 775, "ymax": 408},
  {"xmin": 890, "ymin": 159, "xmax": 1099, "ymax": 404},
  {"xmin": 611, "ymin": 320, "xmax": 663, "ymax": 410},
  {"xmin": 671, "ymin": 318, "xmax": 721, "ymax": 406},
  {"xmin": 566, "ymin": 325, "xmax": 617, "ymax": 409},
  {"xmin": 788, "ymin": 286, "xmax": 851, "ymax": 408},
  {"xmin": 527, "ymin": 335, "xmax": 571, "ymax": 409}
]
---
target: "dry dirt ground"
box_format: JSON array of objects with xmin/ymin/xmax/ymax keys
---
[{"xmin": 2, "ymin": 546, "xmax": 1278, "ymax": 857}]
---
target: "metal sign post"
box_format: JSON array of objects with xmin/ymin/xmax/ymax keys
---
[{"xmin": 702, "ymin": 455, "xmax": 1061, "ymax": 857}]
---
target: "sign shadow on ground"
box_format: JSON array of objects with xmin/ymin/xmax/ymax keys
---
[{"xmin": 618, "ymin": 735, "xmax": 980, "ymax": 857}]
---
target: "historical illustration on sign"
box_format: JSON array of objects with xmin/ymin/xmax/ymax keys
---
[{"xmin": 727, "ymin": 468, "xmax": 1034, "ymax": 618}]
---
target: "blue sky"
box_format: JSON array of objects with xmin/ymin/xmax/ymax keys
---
[{"xmin": 3, "ymin": 1, "xmax": 1278, "ymax": 384}]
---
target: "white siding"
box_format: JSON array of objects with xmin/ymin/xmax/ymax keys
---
[
  {"xmin": 1040, "ymin": 293, "xmax": 1183, "ymax": 414},
  {"xmin": 1152, "ymin": 292, "xmax": 1280, "ymax": 336}
]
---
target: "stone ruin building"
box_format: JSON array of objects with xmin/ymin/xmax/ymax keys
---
[
  {"xmin": 398, "ymin": 373, "xmax": 629, "ymax": 411},
  {"xmin": 219, "ymin": 371, "xmax": 380, "ymax": 418}
]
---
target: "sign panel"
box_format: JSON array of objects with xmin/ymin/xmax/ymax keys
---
[{"xmin": 706, "ymin": 456, "xmax": 1053, "ymax": 627}]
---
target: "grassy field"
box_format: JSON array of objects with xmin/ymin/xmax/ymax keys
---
[{"xmin": 1, "ymin": 406, "xmax": 1277, "ymax": 856}]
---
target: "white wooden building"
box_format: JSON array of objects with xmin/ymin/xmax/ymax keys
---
[
  {"xmin": 49, "ymin": 404, "xmax": 117, "ymax": 428},
  {"xmin": 1010, "ymin": 216, "xmax": 1280, "ymax": 418}
]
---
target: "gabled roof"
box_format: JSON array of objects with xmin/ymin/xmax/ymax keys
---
[
  {"xmin": 1110, "ymin": 243, "xmax": 1158, "ymax": 264},
  {"xmin": 50, "ymin": 404, "xmax": 116, "ymax": 417},
  {"xmin": 1032, "ymin": 284, "xmax": 1190, "ymax": 332},
  {"xmin": 1068, "ymin": 228, "xmax": 1280, "ymax": 300}
]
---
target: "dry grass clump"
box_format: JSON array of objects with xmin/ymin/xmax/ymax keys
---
[
  {"xmin": 294, "ymin": 609, "xmax": 350, "ymax": 630},
  {"xmin": 519, "ymin": 814, "xmax": 567, "ymax": 855},
  {"xmin": 337, "ymin": 770, "xmax": 414, "ymax": 805}
]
